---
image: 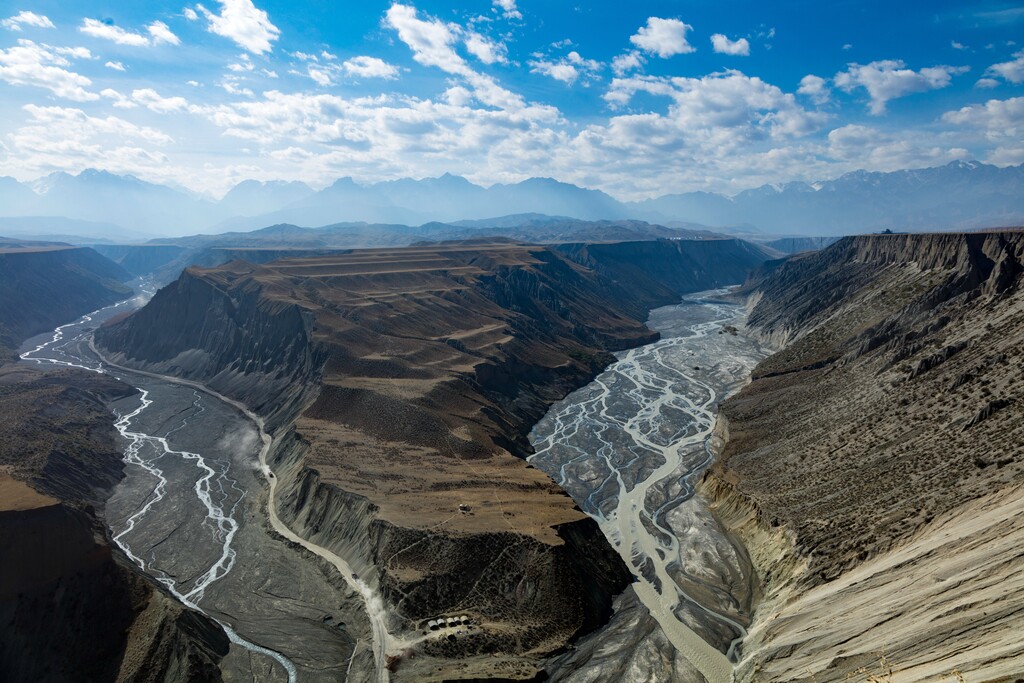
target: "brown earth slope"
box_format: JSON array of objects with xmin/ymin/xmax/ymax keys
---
[
  {"xmin": 703, "ymin": 232, "xmax": 1024, "ymax": 681},
  {"xmin": 0, "ymin": 365, "xmax": 228, "ymax": 683},
  {"xmin": 96, "ymin": 238, "xmax": 770, "ymax": 680}
]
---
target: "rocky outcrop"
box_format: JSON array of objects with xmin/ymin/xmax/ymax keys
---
[
  {"xmin": 97, "ymin": 239, "xmax": 770, "ymax": 679},
  {"xmin": 702, "ymin": 231, "xmax": 1024, "ymax": 680},
  {"xmin": 0, "ymin": 367, "xmax": 228, "ymax": 683},
  {"xmin": 0, "ymin": 246, "xmax": 131, "ymax": 359}
]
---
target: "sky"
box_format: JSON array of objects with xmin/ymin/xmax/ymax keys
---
[{"xmin": 0, "ymin": 0, "xmax": 1022, "ymax": 199}]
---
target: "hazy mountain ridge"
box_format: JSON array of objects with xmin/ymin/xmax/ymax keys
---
[{"xmin": 3, "ymin": 161, "xmax": 1022, "ymax": 239}]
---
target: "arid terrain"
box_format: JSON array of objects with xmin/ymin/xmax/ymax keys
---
[
  {"xmin": 704, "ymin": 231, "xmax": 1024, "ymax": 680},
  {"xmin": 95, "ymin": 238, "xmax": 771, "ymax": 680}
]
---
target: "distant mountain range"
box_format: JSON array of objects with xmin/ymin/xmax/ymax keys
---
[{"xmin": 1, "ymin": 161, "xmax": 1021, "ymax": 239}]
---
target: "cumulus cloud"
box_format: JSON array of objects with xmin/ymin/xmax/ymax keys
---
[
  {"xmin": 384, "ymin": 4, "xmax": 524, "ymax": 110},
  {"xmin": 385, "ymin": 4, "xmax": 468, "ymax": 75},
  {"xmin": 0, "ymin": 39, "xmax": 97, "ymax": 100},
  {"xmin": 603, "ymin": 70, "xmax": 827, "ymax": 141},
  {"xmin": 80, "ymin": 18, "xmax": 179, "ymax": 47},
  {"xmin": 80, "ymin": 18, "xmax": 150, "ymax": 46},
  {"xmin": 834, "ymin": 60, "xmax": 969, "ymax": 114},
  {"xmin": 798, "ymin": 74, "xmax": 830, "ymax": 104},
  {"xmin": 942, "ymin": 96, "xmax": 1024, "ymax": 138},
  {"xmin": 985, "ymin": 50, "xmax": 1024, "ymax": 84},
  {"xmin": 630, "ymin": 17, "xmax": 695, "ymax": 58},
  {"xmin": 342, "ymin": 56, "xmax": 399, "ymax": 79},
  {"xmin": 2, "ymin": 11, "xmax": 55, "ymax": 31},
  {"xmin": 465, "ymin": 31, "xmax": 507, "ymax": 64},
  {"xmin": 3, "ymin": 104, "xmax": 174, "ymax": 180},
  {"xmin": 492, "ymin": 0, "xmax": 521, "ymax": 20},
  {"xmin": 132, "ymin": 88, "xmax": 190, "ymax": 113},
  {"xmin": 105, "ymin": 60, "xmax": 126, "ymax": 71},
  {"xmin": 183, "ymin": 7, "xmax": 199, "ymax": 21},
  {"xmin": 197, "ymin": 0, "xmax": 280, "ymax": 54},
  {"xmin": 711, "ymin": 34, "xmax": 750, "ymax": 56},
  {"xmin": 147, "ymin": 21, "xmax": 181, "ymax": 46},
  {"xmin": 530, "ymin": 50, "xmax": 601, "ymax": 85},
  {"xmin": 611, "ymin": 50, "xmax": 645, "ymax": 76},
  {"xmin": 826, "ymin": 123, "xmax": 969, "ymax": 170}
]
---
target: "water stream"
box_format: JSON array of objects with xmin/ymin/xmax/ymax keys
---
[
  {"xmin": 19, "ymin": 285, "xmax": 315, "ymax": 682},
  {"xmin": 529, "ymin": 290, "xmax": 768, "ymax": 682}
]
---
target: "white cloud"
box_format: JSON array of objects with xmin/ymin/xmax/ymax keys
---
[
  {"xmin": 492, "ymin": 0, "xmax": 521, "ymax": 20},
  {"xmin": 826, "ymin": 123, "xmax": 969, "ymax": 170},
  {"xmin": 530, "ymin": 51, "xmax": 601, "ymax": 85},
  {"xmin": 834, "ymin": 60, "xmax": 969, "ymax": 114},
  {"xmin": 985, "ymin": 50, "xmax": 1024, "ymax": 84},
  {"xmin": 221, "ymin": 80, "xmax": 253, "ymax": 96},
  {"xmin": 611, "ymin": 50, "xmax": 645, "ymax": 76},
  {"xmin": 711, "ymin": 34, "xmax": 750, "ymax": 56},
  {"xmin": 603, "ymin": 70, "xmax": 827, "ymax": 140},
  {"xmin": 942, "ymin": 97, "xmax": 1024, "ymax": 141},
  {"xmin": 385, "ymin": 4, "xmax": 469, "ymax": 75},
  {"xmin": 2, "ymin": 11, "xmax": 55, "ymax": 31},
  {"xmin": 197, "ymin": 0, "xmax": 280, "ymax": 54},
  {"xmin": 630, "ymin": 17, "xmax": 695, "ymax": 58},
  {"xmin": 306, "ymin": 64, "xmax": 334, "ymax": 86},
  {"xmin": 798, "ymin": 74, "xmax": 830, "ymax": 105},
  {"xmin": 3, "ymin": 104, "xmax": 174, "ymax": 180},
  {"xmin": 147, "ymin": 21, "xmax": 181, "ymax": 46},
  {"xmin": 0, "ymin": 39, "xmax": 97, "ymax": 101},
  {"xmin": 183, "ymin": 7, "xmax": 199, "ymax": 21},
  {"xmin": 343, "ymin": 56, "xmax": 399, "ymax": 79},
  {"xmin": 952, "ymin": 41, "xmax": 968, "ymax": 50},
  {"xmin": 132, "ymin": 88, "xmax": 190, "ymax": 113},
  {"xmin": 80, "ymin": 18, "xmax": 150, "ymax": 46},
  {"xmin": 465, "ymin": 31, "xmax": 507, "ymax": 64},
  {"xmin": 100, "ymin": 88, "xmax": 136, "ymax": 108},
  {"xmin": 385, "ymin": 4, "xmax": 527, "ymax": 110},
  {"xmin": 105, "ymin": 60, "xmax": 126, "ymax": 71},
  {"xmin": 975, "ymin": 77, "xmax": 1000, "ymax": 89}
]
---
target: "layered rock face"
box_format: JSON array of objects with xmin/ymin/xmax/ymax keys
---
[
  {"xmin": 0, "ymin": 366, "xmax": 228, "ymax": 683},
  {"xmin": 705, "ymin": 232, "xmax": 1024, "ymax": 681},
  {"xmin": 97, "ymin": 239, "xmax": 769, "ymax": 679},
  {"xmin": 0, "ymin": 246, "xmax": 131, "ymax": 359}
]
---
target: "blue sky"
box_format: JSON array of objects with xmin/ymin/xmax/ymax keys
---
[{"xmin": 0, "ymin": 0, "xmax": 1021, "ymax": 198}]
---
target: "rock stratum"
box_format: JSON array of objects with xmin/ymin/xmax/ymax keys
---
[
  {"xmin": 705, "ymin": 231, "xmax": 1024, "ymax": 681},
  {"xmin": 96, "ymin": 238, "xmax": 771, "ymax": 680},
  {"xmin": 0, "ymin": 365, "xmax": 228, "ymax": 683}
]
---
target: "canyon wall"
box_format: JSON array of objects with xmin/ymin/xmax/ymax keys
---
[
  {"xmin": 0, "ymin": 247, "xmax": 131, "ymax": 359},
  {"xmin": 97, "ymin": 238, "xmax": 769, "ymax": 680},
  {"xmin": 0, "ymin": 367, "xmax": 228, "ymax": 682},
  {"xmin": 704, "ymin": 232, "xmax": 1024, "ymax": 681}
]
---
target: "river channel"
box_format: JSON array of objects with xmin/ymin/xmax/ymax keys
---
[{"xmin": 530, "ymin": 290, "xmax": 768, "ymax": 683}]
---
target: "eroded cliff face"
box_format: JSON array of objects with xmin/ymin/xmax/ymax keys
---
[
  {"xmin": 96, "ymin": 239, "xmax": 770, "ymax": 679},
  {"xmin": 704, "ymin": 232, "xmax": 1024, "ymax": 681},
  {"xmin": 0, "ymin": 246, "xmax": 131, "ymax": 359},
  {"xmin": 0, "ymin": 367, "xmax": 228, "ymax": 683}
]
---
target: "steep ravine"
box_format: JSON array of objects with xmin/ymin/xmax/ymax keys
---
[
  {"xmin": 96, "ymin": 239, "xmax": 771, "ymax": 680},
  {"xmin": 702, "ymin": 232, "xmax": 1024, "ymax": 681}
]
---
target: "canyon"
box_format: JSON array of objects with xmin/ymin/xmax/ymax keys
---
[{"xmin": 3, "ymin": 228, "xmax": 1023, "ymax": 682}]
